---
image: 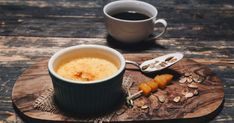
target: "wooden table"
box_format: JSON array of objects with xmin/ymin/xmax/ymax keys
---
[{"xmin": 0, "ymin": 0, "xmax": 233, "ymax": 122}]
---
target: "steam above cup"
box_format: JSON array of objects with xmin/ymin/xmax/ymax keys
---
[{"xmin": 103, "ymin": 0, "xmax": 167, "ymax": 43}]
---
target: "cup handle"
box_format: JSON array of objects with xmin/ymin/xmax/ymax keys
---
[{"xmin": 148, "ymin": 19, "xmax": 167, "ymax": 40}]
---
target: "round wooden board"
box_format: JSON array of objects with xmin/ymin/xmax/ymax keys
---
[{"xmin": 12, "ymin": 54, "xmax": 224, "ymax": 122}]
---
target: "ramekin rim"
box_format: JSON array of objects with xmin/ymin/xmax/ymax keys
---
[{"xmin": 48, "ymin": 44, "xmax": 126, "ymax": 84}]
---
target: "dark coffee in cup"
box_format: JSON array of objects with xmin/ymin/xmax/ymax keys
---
[
  {"xmin": 111, "ymin": 11, "xmax": 150, "ymax": 21},
  {"xmin": 103, "ymin": 0, "xmax": 167, "ymax": 43}
]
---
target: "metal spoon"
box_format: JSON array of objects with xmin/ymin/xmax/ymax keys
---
[{"xmin": 126, "ymin": 52, "xmax": 184, "ymax": 73}]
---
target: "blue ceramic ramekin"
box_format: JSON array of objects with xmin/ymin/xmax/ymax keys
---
[{"xmin": 48, "ymin": 45, "xmax": 125, "ymax": 116}]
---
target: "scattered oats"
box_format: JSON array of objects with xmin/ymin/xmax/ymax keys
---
[
  {"xmin": 193, "ymin": 90, "xmax": 199, "ymax": 96},
  {"xmin": 197, "ymin": 77, "xmax": 204, "ymax": 83},
  {"xmin": 165, "ymin": 56, "xmax": 174, "ymax": 62},
  {"xmin": 157, "ymin": 95, "xmax": 165, "ymax": 103},
  {"xmin": 135, "ymin": 100, "xmax": 145, "ymax": 107},
  {"xmin": 154, "ymin": 61, "xmax": 159, "ymax": 64},
  {"xmin": 154, "ymin": 64, "xmax": 162, "ymax": 69},
  {"xmin": 173, "ymin": 96, "xmax": 181, "ymax": 103},
  {"xmin": 159, "ymin": 62, "xmax": 167, "ymax": 67},
  {"xmin": 185, "ymin": 92, "xmax": 194, "ymax": 98},
  {"xmin": 197, "ymin": 79, "xmax": 202, "ymax": 83},
  {"xmin": 187, "ymin": 83, "xmax": 198, "ymax": 89},
  {"xmin": 192, "ymin": 77, "xmax": 199, "ymax": 82},
  {"xmin": 192, "ymin": 74, "xmax": 199, "ymax": 79},
  {"xmin": 142, "ymin": 64, "xmax": 149, "ymax": 70},
  {"xmin": 141, "ymin": 105, "xmax": 148, "ymax": 109},
  {"xmin": 184, "ymin": 72, "xmax": 191, "ymax": 77},
  {"xmin": 186, "ymin": 77, "xmax": 193, "ymax": 83},
  {"xmin": 162, "ymin": 61, "xmax": 167, "ymax": 64},
  {"xmin": 179, "ymin": 77, "xmax": 187, "ymax": 83},
  {"xmin": 149, "ymin": 63, "xmax": 155, "ymax": 68},
  {"xmin": 182, "ymin": 89, "xmax": 189, "ymax": 96},
  {"xmin": 169, "ymin": 58, "xmax": 177, "ymax": 63}
]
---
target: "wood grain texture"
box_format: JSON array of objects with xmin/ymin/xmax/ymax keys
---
[
  {"xmin": 0, "ymin": 0, "xmax": 234, "ymax": 40},
  {"xmin": 12, "ymin": 55, "xmax": 224, "ymax": 122},
  {"xmin": 0, "ymin": 0, "xmax": 233, "ymax": 122}
]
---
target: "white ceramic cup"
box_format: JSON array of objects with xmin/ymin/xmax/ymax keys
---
[{"xmin": 103, "ymin": 0, "xmax": 167, "ymax": 43}]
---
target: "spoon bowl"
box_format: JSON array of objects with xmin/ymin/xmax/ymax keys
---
[{"xmin": 126, "ymin": 52, "xmax": 184, "ymax": 73}]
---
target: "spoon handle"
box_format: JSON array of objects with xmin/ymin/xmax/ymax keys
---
[{"xmin": 125, "ymin": 60, "xmax": 140, "ymax": 69}]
